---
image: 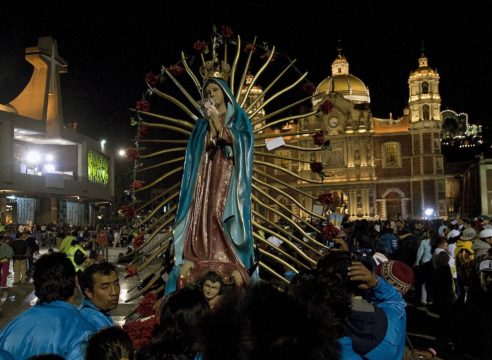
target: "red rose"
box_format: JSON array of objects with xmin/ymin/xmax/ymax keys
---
[
  {"xmin": 318, "ymin": 192, "xmax": 333, "ymax": 207},
  {"xmin": 193, "ymin": 40, "xmax": 208, "ymax": 53},
  {"xmin": 322, "ymin": 223, "xmax": 340, "ymax": 241},
  {"xmin": 312, "ymin": 130, "xmax": 324, "ymax": 146},
  {"xmin": 221, "ymin": 25, "xmax": 233, "ymax": 38},
  {"xmin": 138, "ymin": 125, "xmax": 149, "ymax": 139},
  {"xmin": 126, "ymin": 264, "xmax": 138, "ymax": 277},
  {"xmin": 137, "ymin": 293, "xmax": 158, "ymax": 317},
  {"xmin": 145, "ymin": 72, "xmax": 158, "ymax": 87},
  {"xmin": 131, "ymin": 180, "xmax": 145, "ymax": 190},
  {"xmin": 168, "ymin": 64, "xmax": 185, "ymax": 76},
  {"xmin": 125, "ymin": 148, "xmax": 140, "ymax": 160},
  {"xmin": 301, "ymin": 82, "xmax": 316, "ymax": 95},
  {"xmin": 260, "ymin": 50, "xmax": 278, "ymax": 62},
  {"xmin": 136, "ymin": 100, "xmax": 150, "ymax": 112},
  {"xmin": 320, "ymin": 99, "xmax": 333, "ymax": 114},
  {"xmin": 310, "ymin": 161, "xmax": 324, "ymax": 174},
  {"xmin": 244, "ymin": 43, "xmax": 256, "ymax": 53},
  {"xmin": 123, "ymin": 316, "xmax": 157, "ymax": 350},
  {"xmin": 133, "ymin": 234, "xmax": 144, "ymax": 248},
  {"xmin": 120, "ymin": 204, "xmax": 135, "ymax": 218}
]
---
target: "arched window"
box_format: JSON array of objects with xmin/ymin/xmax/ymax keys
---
[
  {"xmin": 382, "ymin": 142, "xmax": 401, "ymax": 168},
  {"xmin": 423, "ymin": 105, "xmax": 430, "ymax": 120},
  {"xmin": 422, "ymin": 81, "xmax": 429, "ymax": 94}
]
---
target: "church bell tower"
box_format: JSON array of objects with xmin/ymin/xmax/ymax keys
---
[{"xmin": 408, "ymin": 48, "xmax": 446, "ymax": 218}]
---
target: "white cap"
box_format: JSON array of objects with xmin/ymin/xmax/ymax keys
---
[
  {"xmin": 372, "ymin": 252, "xmax": 389, "ymax": 266},
  {"xmin": 447, "ymin": 229, "xmax": 461, "ymax": 239},
  {"xmin": 478, "ymin": 259, "xmax": 492, "ymax": 272},
  {"xmin": 479, "ymin": 228, "xmax": 492, "ymax": 238}
]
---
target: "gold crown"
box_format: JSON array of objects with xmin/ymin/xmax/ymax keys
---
[{"xmin": 199, "ymin": 59, "xmax": 231, "ymax": 81}]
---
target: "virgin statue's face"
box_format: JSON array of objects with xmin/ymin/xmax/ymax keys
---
[
  {"xmin": 205, "ymin": 83, "xmax": 225, "ymax": 110},
  {"xmin": 202, "ymin": 279, "xmax": 221, "ymax": 300}
]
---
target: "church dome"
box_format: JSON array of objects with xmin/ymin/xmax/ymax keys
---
[{"xmin": 315, "ymin": 54, "xmax": 370, "ymax": 104}]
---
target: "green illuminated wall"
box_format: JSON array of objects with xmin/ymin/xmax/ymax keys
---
[{"xmin": 87, "ymin": 150, "xmax": 109, "ymax": 185}]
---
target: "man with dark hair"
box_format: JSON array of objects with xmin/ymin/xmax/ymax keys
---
[
  {"xmin": 78, "ymin": 262, "xmax": 120, "ymax": 330},
  {"xmin": 289, "ymin": 269, "xmax": 361, "ymax": 359},
  {"xmin": 0, "ymin": 252, "xmax": 94, "ymax": 360}
]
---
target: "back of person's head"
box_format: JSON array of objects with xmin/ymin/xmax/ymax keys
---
[
  {"xmin": 289, "ymin": 269, "xmax": 351, "ymax": 338},
  {"xmin": 198, "ymin": 283, "xmax": 339, "ymax": 360},
  {"xmin": 33, "ymin": 252, "xmax": 76, "ymax": 303},
  {"xmin": 137, "ymin": 287, "xmax": 208, "ymax": 360},
  {"xmin": 157, "ymin": 287, "xmax": 209, "ymax": 339},
  {"xmin": 79, "ymin": 262, "xmax": 117, "ymax": 295},
  {"xmin": 316, "ymin": 251, "xmax": 362, "ymax": 294},
  {"xmin": 86, "ymin": 326, "xmax": 135, "ymax": 360}
]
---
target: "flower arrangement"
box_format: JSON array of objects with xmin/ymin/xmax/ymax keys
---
[
  {"xmin": 126, "ymin": 264, "xmax": 138, "ymax": 277},
  {"xmin": 322, "ymin": 222, "xmax": 340, "ymax": 241},
  {"xmin": 135, "ymin": 100, "xmax": 150, "ymax": 112},
  {"xmin": 310, "ymin": 161, "xmax": 326, "ymax": 179},
  {"xmin": 221, "ymin": 25, "xmax": 233, "ymax": 38},
  {"xmin": 244, "ymin": 43, "xmax": 256, "ymax": 53},
  {"xmin": 318, "ymin": 192, "xmax": 334, "ymax": 207},
  {"xmin": 145, "ymin": 72, "xmax": 158, "ymax": 87},
  {"xmin": 119, "ymin": 204, "xmax": 135, "ymax": 218},
  {"xmin": 312, "ymin": 130, "xmax": 324, "ymax": 146},
  {"xmin": 138, "ymin": 125, "xmax": 149, "ymax": 138},
  {"xmin": 136, "ymin": 292, "xmax": 159, "ymax": 317},
  {"xmin": 193, "ymin": 40, "xmax": 208, "ymax": 53},
  {"xmin": 125, "ymin": 148, "xmax": 140, "ymax": 160},
  {"xmin": 320, "ymin": 99, "xmax": 333, "ymax": 114},
  {"xmin": 301, "ymin": 82, "xmax": 316, "ymax": 95},
  {"xmin": 168, "ymin": 64, "xmax": 185, "ymax": 76},
  {"xmin": 123, "ymin": 316, "xmax": 158, "ymax": 350},
  {"xmin": 131, "ymin": 180, "xmax": 145, "ymax": 190}
]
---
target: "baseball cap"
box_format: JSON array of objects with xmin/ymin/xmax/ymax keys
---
[
  {"xmin": 478, "ymin": 259, "xmax": 492, "ymax": 272},
  {"xmin": 479, "ymin": 228, "xmax": 492, "ymax": 238},
  {"xmin": 460, "ymin": 228, "xmax": 476, "ymax": 241}
]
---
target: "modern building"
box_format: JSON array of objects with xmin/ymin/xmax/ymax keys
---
[{"xmin": 0, "ymin": 37, "xmax": 114, "ymax": 226}]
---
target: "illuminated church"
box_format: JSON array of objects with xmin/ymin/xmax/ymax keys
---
[
  {"xmin": 257, "ymin": 49, "xmax": 479, "ymax": 220},
  {"xmin": 0, "ymin": 37, "xmax": 114, "ymax": 226}
]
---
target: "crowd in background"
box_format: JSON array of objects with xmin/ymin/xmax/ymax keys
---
[{"xmin": 0, "ymin": 216, "xmax": 491, "ymax": 359}]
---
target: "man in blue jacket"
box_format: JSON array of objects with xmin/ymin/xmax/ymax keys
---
[
  {"xmin": 317, "ymin": 251, "xmax": 407, "ymax": 360},
  {"xmin": 0, "ymin": 252, "xmax": 94, "ymax": 360},
  {"xmin": 78, "ymin": 261, "xmax": 120, "ymax": 330}
]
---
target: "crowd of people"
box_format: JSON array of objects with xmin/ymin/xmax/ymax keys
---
[{"xmin": 0, "ymin": 216, "xmax": 491, "ymax": 359}]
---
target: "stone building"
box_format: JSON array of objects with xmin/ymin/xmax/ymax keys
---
[{"xmin": 260, "ymin": 50, "xmax": 460, "ymax": 220}]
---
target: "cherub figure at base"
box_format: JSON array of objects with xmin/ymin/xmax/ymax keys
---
[{"xmin": 196, "ymin": 271, "xmax": 227, "ymax": 310}]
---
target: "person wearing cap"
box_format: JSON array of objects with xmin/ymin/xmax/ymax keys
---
[
  {"xmin": 454, "ymin": 227, "xmax": 476, "ymax": 257},
  {"xmin": 472, "ymin": 228, "xmax": 492, "ymax": 261},
  {"xmin": 375, "ymin": 260, "xmax": 414, "ymax": 296},
  {"xmin": 455, "ymin": 227, "xmax": 477, "ymax": 300}
]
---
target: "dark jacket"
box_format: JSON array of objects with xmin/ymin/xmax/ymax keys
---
[{"xmin": 10, "ymin": 239, "xmax": 28, "ymax": 260}]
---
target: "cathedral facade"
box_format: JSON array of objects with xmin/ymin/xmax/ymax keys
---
[{"xmin": 263, "ymin": 51, "xmax": 455, "ymax": 221}]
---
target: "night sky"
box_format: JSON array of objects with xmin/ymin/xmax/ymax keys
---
[{"xmin": 1, "ymin": 0, "xmax": 490, "ymax": 151}]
